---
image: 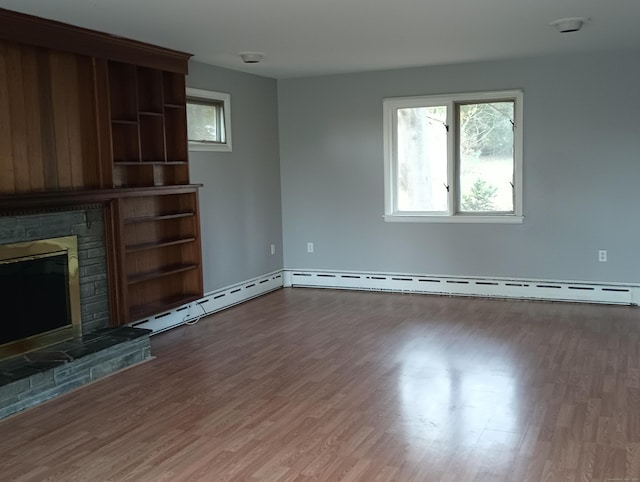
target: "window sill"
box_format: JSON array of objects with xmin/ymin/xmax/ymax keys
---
[
  {"xmin": 189, "ymin": 142, "xmax": 232, "ymax": 152},
  {"xmin": 383, "ymin": 214, "xmax": 524, "ymax": 224}
]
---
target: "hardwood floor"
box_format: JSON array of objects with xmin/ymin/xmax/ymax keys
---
[{"xmin": 1, "ymin": 288, "xmax": 640, "ymax": 481}]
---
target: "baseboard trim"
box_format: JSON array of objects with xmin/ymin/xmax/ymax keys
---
[
  {"xmin": 131, "ymin": 270, "xmax": 284, "ymax": 333},
  {"xmin": 130, "ymin": 268, "xmax": 639, "ymax": 333},
  {"xmin": 283, "ymin": 269, "xmax": 640, "ymax": 306}
]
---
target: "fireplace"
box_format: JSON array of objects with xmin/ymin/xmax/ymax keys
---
[
  {"xmin": 0, "ymin": 209, "xmax": 152, "ymax": 421},
  {"xmin": 0, "ymin": 235, "xmax": 82, "ymax": 359}
]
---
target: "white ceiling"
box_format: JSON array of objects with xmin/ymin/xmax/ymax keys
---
[{"xmin": 1, "ymin": 0, "xmax": 638, "ymax": 78}]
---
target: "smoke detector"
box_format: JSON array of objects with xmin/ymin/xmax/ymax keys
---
[
  {"xmin": 550, "ymin": 17, "xmax": 589, "ymax": 33},
  {"xmin": 239, "ymin": 52, "xmax": 264, "ymax": 64}
]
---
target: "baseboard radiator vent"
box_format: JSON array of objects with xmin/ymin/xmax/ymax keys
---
[
  {"xmin": 130, "ymin": 268, "xmax": 638, "ymax": 333},
  {"xmin": 283, "ymin": 269, "xmax": 640, "ymax": 306},
  {"xmin": 131, "ymin": 271, "xmax": 284, "ymax": 334}
]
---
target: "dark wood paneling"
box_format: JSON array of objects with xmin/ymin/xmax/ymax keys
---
[
  {"xmin": 5, "ymin": 42, "xmax": 30, "ymax": 192},
  {"xmin": 92, "ymin": 59, "xmax": 115, "ymax": 188},
  {"xmin": 77, "ymin": 57, "xmax": 102, "ymax": 188},
  {"xmin": 0, "ymin": 41, "xmax": 16, "ymax": 193},
  {"xmin": 0, "ymin": 43, "xmax": 114, "ymax": 194},
  {"xmin": 0, "ymin": 8, "xmax": 190, "ymax": 74},
  {"xmin": 49, "ymin": 51, "xmax": 77, "ymax": 190},
  {"xmin": 35, "ymin": 47, "xmax": 58, "ymax": 191},
  {"xmin": 20, "ymin": 46, "xmax": 45, "ymax": 191}
]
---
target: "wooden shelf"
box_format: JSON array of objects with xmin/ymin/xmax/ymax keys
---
[
  {"xmin": 114, "ymin": 161, "xmax": 188, "ymax": 166},
  {"xmin": 128, "ymin": 263, "xmax": 198, "ymax": 285},
  {"xmin": 124, "ymin": 211, "xmax": 194, "ymax": 224},
  {"xmin": 153, "ymin": 164, "xmax": 188, "ymax": 186},
  {"xmin": 126, "ymin": 237, "xmax": 196, "ymax": 253}
]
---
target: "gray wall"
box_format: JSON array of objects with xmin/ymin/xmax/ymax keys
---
[
  {"xmin": 278, "ymin": 51, "xmax": 640, "ymax": 283},
  {"xmin": 187, "ymin": 61, "xmax": 283, "ymax": 292}
]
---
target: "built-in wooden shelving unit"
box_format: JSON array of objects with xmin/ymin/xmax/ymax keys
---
[
  {"xmin": 117, "ymin": 191, "xmax": 202, "ymax": 322},
  {"xmin": 0, "ymin": 8, "xmax": 203, "ymax": 326},
  {"xmin": 108, "ymin": 61, "xmax": 189, "ymax": 189}
]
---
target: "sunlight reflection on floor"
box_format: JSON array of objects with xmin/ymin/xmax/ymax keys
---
[{"xmin": 397, "ymin": 340, "xmax": 521, "ymax": 453}]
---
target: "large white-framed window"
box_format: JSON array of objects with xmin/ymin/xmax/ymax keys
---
[
  {"xmin": 186, "ymin": 87, "xmax": 232, "ymax": 152},
  {"xmin": 383, "ymin": 90, "xmax": 523, "ymax": 223}
]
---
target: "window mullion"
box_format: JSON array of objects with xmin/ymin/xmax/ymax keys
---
[
  {"xmin": 391, "ymin": 108, "xmax": 399, "ymax": 214},
  {"xmin": 513, "ymin": 98, "xmax": 523, "ymax": 216},
  {"xmin": 447, "ymin": 101, "xmax": 456, "ymax": 216},
  {"xmin": 217, "ymin": 105, "xmax": 224, "ymax": 143}
]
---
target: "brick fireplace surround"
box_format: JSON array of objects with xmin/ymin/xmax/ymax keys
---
[{"xmin": 0, "ymin": 207, "xmax": 151, "ymax": 420}]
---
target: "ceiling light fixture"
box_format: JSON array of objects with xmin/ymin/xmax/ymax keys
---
[
  {"xmin": 550, "ymin": 17, "xmax": 589, "ymax": 33},
  {"xmin": 239, "ymin": 52, "xmax": 264, "ymax": 64}
]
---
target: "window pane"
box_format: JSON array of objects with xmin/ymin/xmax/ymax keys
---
[
  {"xmin": 187, "ymin": 101, "xmax": 224, "ymax": 143},
  {"xmin": 396, "ymin": 106, "xmax": 448, "ymax": 212},
  {"xmin": 458, "ymin": 101, "xmax": 514, "ymax": 213}
]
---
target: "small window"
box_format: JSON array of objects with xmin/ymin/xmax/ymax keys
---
[
  {"xmin": 186, "ymin": 88, "xmax": 232, "ymax": 152},
  {"xmin": 383, "ymin": 90, "xmax": 523, "ymax": 223}
]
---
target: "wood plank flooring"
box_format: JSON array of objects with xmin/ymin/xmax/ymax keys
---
[{"xmin": 1, "ymin": 288, "xmax": 640, "ymax": 481}]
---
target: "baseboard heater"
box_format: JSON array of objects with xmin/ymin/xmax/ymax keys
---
[
  {"xmin": 283, "ymin": 269, "xmax": 640, "ymax": 306},
  {"xmin": 131, "ymin": 268, "xmax": 639, "ymax": 334},
  {"xmin": 131, "ymin": 271, "xmax": 284, "ymax": 333}
]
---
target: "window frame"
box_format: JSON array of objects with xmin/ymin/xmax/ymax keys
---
[
  {"xmin": 186, "ymin": 87, "xmax": 232, "ymax": 152},
  {"xmin": 383, "ymin": 90, "xmax": 523, "ymax": 224}
]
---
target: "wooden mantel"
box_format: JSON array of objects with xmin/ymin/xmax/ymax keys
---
[
  {"xmin": 0, "ymin": 9, "xmax": 204, "ymax": 327},
  {"xmin": 0, "ymin": 185, "xmax": 203, "ymax": 214}
]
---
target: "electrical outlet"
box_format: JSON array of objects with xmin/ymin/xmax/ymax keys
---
[
  {"xmin": 598, "ymin": 250, "xmax": 607, "ymax": 262},
  {"xmin": 270, "ymin": 244, "xmax": 276, "ymax": 256},
  {"xmin": 307, "ymin": 242, "xmax": 314, "ymax": 253}
]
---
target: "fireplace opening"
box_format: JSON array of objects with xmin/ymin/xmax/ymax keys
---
[{"xmin": 0, "ymin": 235, "xmax": 81, "ymax": 360}]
